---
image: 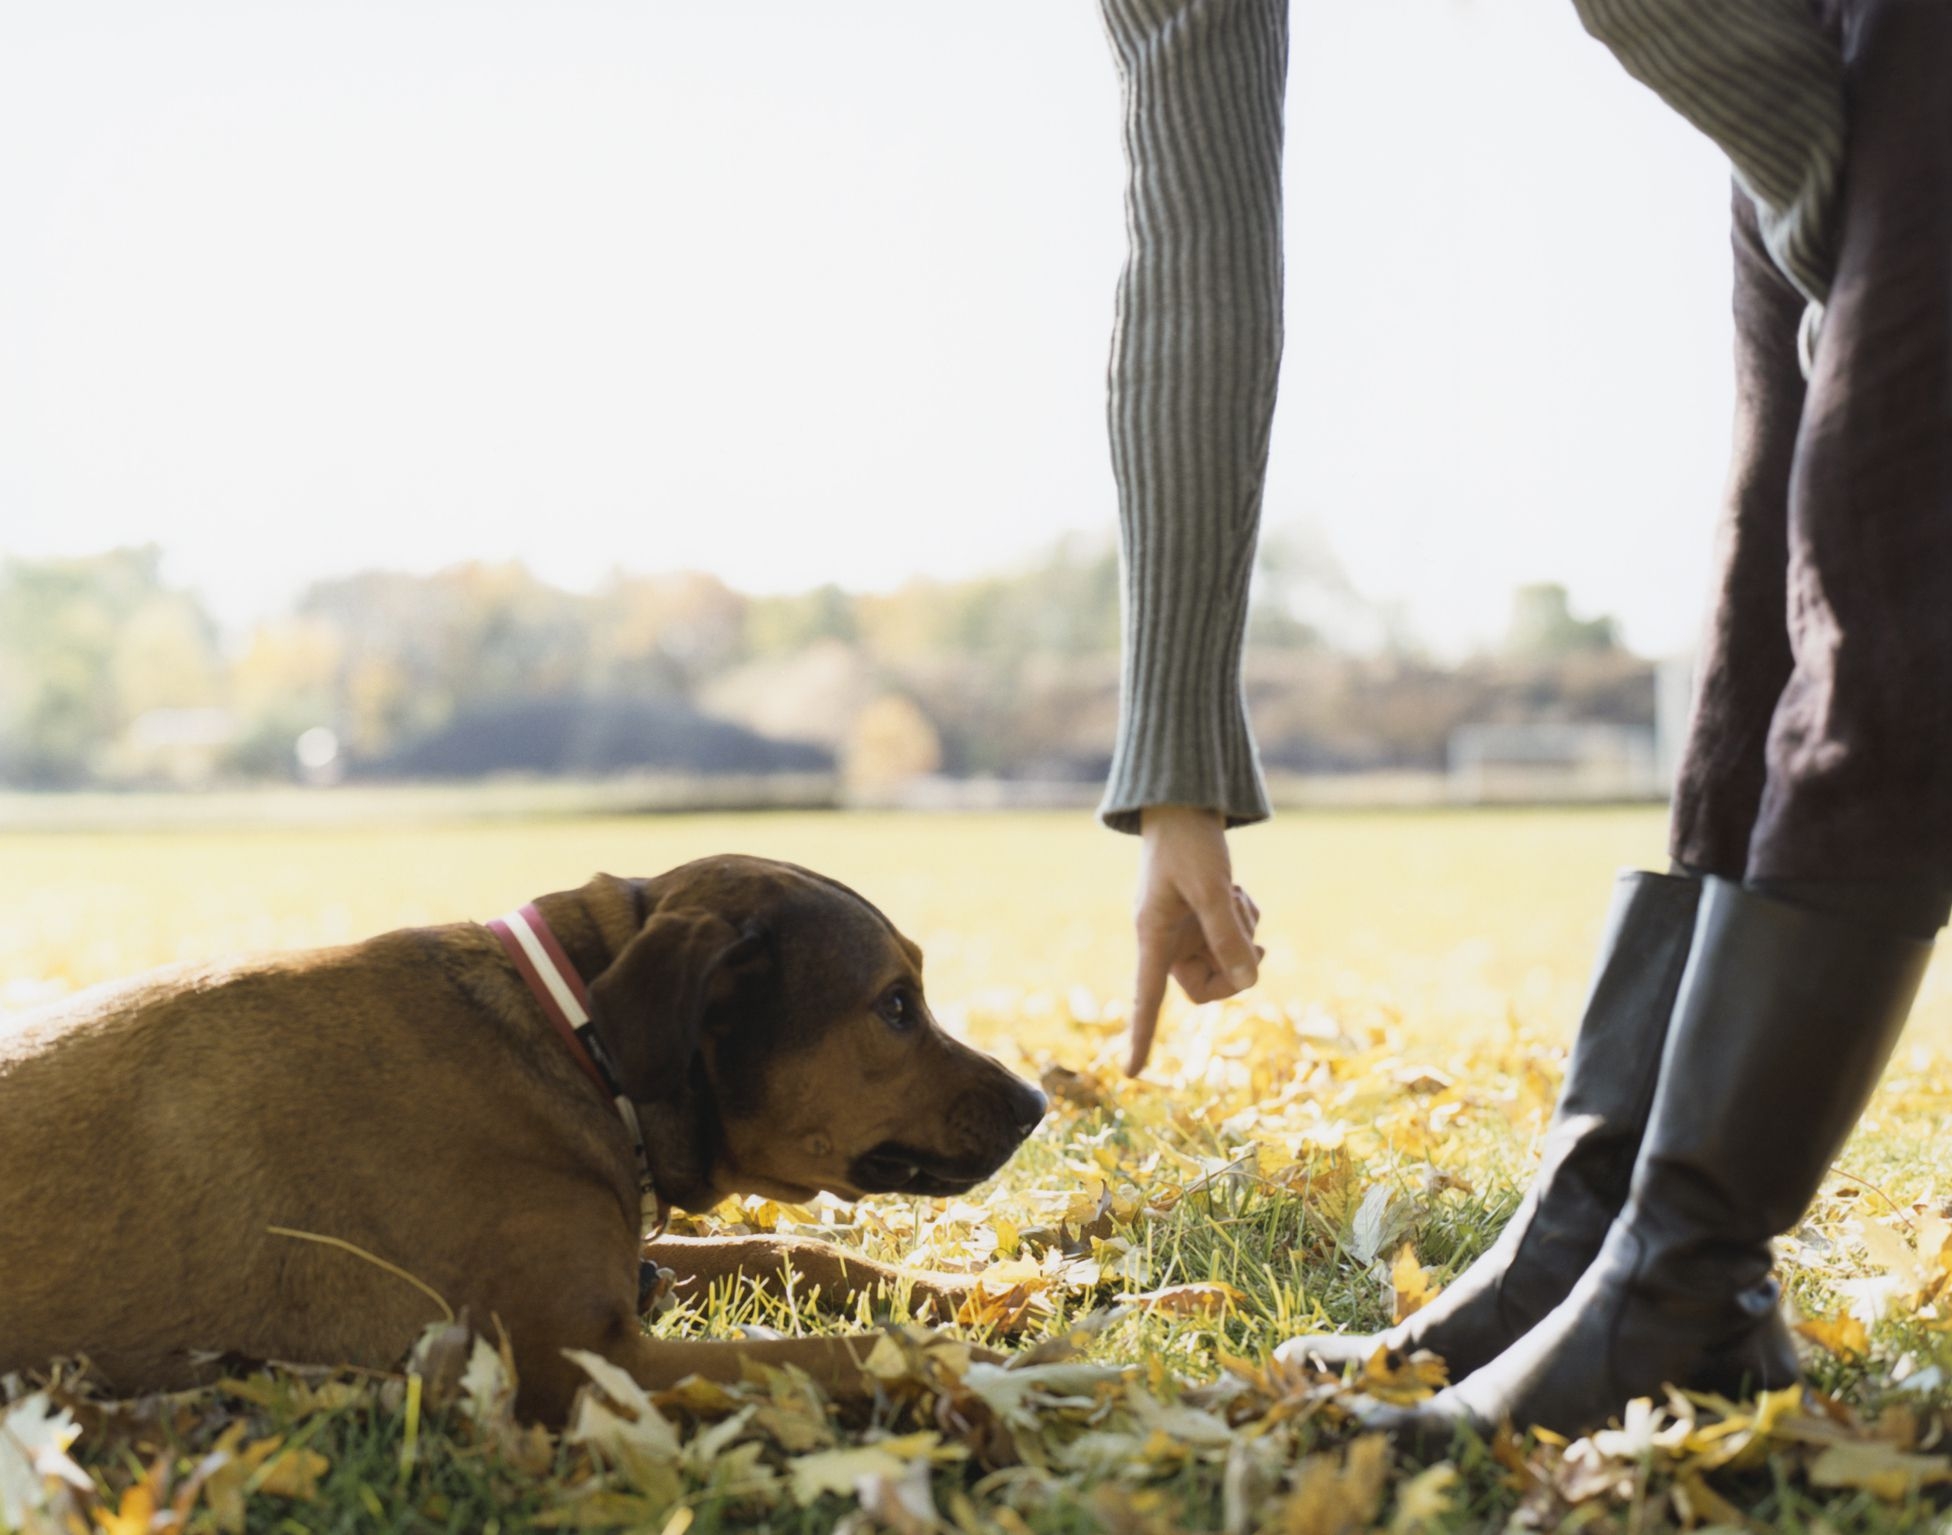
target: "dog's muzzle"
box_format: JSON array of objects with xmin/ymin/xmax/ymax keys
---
[
  {"xmin": 849, "ymin": 1144, "xmax": 996, "ymax": 1197},
  {"xmin": 849, "ymin": 1079, "xmax": 1049, "ymax": 1196}
]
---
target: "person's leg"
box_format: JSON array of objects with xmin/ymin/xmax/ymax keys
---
[
  {"xmin": 1276, "ymin": 186, "xmax": 1809, "ymax": 1383},
  {"xmin": 1382, "ymin": 877, "xmax": 1929, "ymax": 1442},
  {"xmin": 1745, "ymin": 0, "xmax": 1952, "ymax": 901},
  {"xmin": 1667, "ymin": 189, "xmax": 1806, "ymax": 879},
  {"xmin": 1377, "ymin": 0, "xmax": 1951, "ymax": 1440}
]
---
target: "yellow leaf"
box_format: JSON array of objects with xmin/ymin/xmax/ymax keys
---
[
  {"xmin": 1138, "ymin": 1427, "xmax": 1184, "ymax": 1462},
  {"xmin": 1672, "ymin": 1469, "xmax": 1749, "ymax": 1528},
  {"xmin": 1858, "ymin": 1218, "xmax": 1932, "ymax": 1299},
  {"xmin": 1388, "ymin": 1462, "xmax": 1458, "ymax": 1534},
  {"xmin": 753, "ymin": 1403, "xmax": 835, "ymax": 1454},
  {"xmin": 1795, "ymin": 1314, "xmax": 1871, "ymax": 1359},
  {"xmin": 1390, "ymin": 1243, "xmax": 1436, "ymax": 1324},
  {"xmin": 256, "ymin": 1447, "xmax": 329, "ymax": 1500},
  {"xmin": 93, "ymin": 1481, "xmax": 155, "ymax": 1535},
  {"xmin": 201, "ymin": 1434, "xmax": 328, "ymax": 1533},
  {"xmin": 654, "ymin": 1376, "xmax": 743, "ymax": 1417},
  {"xmin": 1749, "ymin": 1384, "xmax": 1808, "ymax": 1437},
  {"xmin": 1356, "ymin": 1345, "xmax": 1447, "ymax": 1406},
  {"xmin": 955, "ymin": 1261, "xmax": 1053, "ymax": 1329},
  {"xmin": 1274, "ymin": 1435, "xmax": 1391, "ymax": 1535},
  {"xmin": 1807, "ymin": 1441, "xmax": 1952, "ymax": 1502},
  {"xmin": 971, "ymin": 1256, "xmax": 1046, "ymax": 1288},
  {"xmin": 863, "ymin": 1333, "xmax": 912, "ymax": 1382},
  {"xmin": 1061, "ymin": 1181, "xmax": 1111, "ymax": 1231}
]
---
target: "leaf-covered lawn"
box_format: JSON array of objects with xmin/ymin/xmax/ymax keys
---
[{"xmin": 5, "ymin": 808, "xmax": 1952, "ymax": 1533}]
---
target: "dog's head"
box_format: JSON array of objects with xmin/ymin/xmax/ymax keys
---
[{"xmin": 572, "ymin": 857, "xmax": 1047, "ymax": 1209}]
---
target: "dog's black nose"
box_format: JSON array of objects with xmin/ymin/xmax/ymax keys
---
[{"xmin": 1012, "ymin": 1083, "xmax": 1050, "ymax": 1137}]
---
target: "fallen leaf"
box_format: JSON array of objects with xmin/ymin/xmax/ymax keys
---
[
  {"xmin": 0, "ymin": 1393, "xmax": 89, "ymax": 1532},
  {"xmin": 1126, "ymin": 1388, "xmax": 1236, "ymax": 1448},
  {"xmin": 1390, "ymin": 1243, "xmax": 1435, "ymax": 1324},
  {"xmin": 1349, "ymin": 1184, "xmax": 1398, "ymax": 1265},
  {"xmin": 1672, "ymin": 1468, "xmax": 1749, "ymax": 1529},
  {"xmin": 563, "ymin": 1349, "xmax": 683, "ymax": 1495},
  {"xmin": 1115, "ymin": 1281, "xmax": 1247, "ymax": 1317},
  {"xmin": 1807, "ymin": 1441, "xmax": 1952, "ymax": 1501},
  {"xmin": 256, "ymin": 1446, "xmax": 329, "ymax": 1500},
  {"xmin": 1272, "ymin": 1435, "xmax": 1391, "ymax": 1535},
  {"xmin": 788, "ymin": 1435, "xmax": 940, "ymax": 1504},
  {"xmin": 1041, "ymin": 1065, "xmax": 1107, "ymax": 1109},
  {"xmin": 1795, "ymin": 1315, "xmax": 1871, "ymax": 1360},
  {"xmin": 1355, "ymin": 1346, "xmax": 1448, "ymax": 1407},
  {"xmin": 92, "ymin": 1479, "xmax": 157, "ymax": 1535},
  {"xmin": 1388, "ymin": 1461, "xmax": 1458, "ymax": 1534},
  {"xmin": 201, "ymin": 1435, "xmax": 329, "ymax": 1533},
  {"xmin": 960, "ymin": 1362, "xmax": 1126, "ymax": 1429},
  {"xmin": 855, "ymin": 1459, "xmax": 941, "ymax": 1535}
]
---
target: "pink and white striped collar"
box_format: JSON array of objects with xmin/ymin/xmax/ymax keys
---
[{"xmin": 486, "ymin": 902, "xmax": 667, "ymax": 1233}]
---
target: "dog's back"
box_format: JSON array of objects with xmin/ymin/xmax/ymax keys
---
[{"xmin": 0, "ymin": 932, "xmax": 630, "ymax": 1392}]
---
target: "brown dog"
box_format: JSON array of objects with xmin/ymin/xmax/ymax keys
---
[{"xmin": 0, "ymin": 855, "xmax": 1047, "ymax": 1421}]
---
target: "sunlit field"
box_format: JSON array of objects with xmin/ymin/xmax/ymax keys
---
[
  {"xmin": 6, "ymin": 808, "xmax": 1952, "ymax": 1533},
  {"xmin": 0, "ymin": 804, "xmax": 1819, "ymax": 1028}
]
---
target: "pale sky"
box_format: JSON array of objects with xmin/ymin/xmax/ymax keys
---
[{"xmin": 0, "ymin": 2, "xmax": 1738, "ymax": 656}]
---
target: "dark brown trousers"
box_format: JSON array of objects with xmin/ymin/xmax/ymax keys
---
[{"xmin": 1669, "ymin": 0, "xmax": 1952, "ymax": 889}]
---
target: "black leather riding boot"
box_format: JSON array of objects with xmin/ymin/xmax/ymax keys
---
[
  {"xmin": 1279, "ymin": 872, "xmax": 1753, "ymax": 1381},
  {"xmin": 1384, "ymin": 878, "xmax": 1931, "ymax": 1442}
]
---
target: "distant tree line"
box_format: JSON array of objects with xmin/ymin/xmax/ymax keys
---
[{"xmin": 0, "ymin": 540, "xmax": 1647, "ymax": 790}]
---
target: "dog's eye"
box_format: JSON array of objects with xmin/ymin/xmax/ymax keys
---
[{"xmin": 877, "ymin": 989, "xmax": 916, "ymax": 1032}]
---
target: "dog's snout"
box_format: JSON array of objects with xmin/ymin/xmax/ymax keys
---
[{"xmin": 1010, "ymin": 1081, "xmax": 1049, "ymax": 1137}]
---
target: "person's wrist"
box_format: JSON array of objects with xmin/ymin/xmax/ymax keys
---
[{"xmin": 1139, "ymin": 804, "xmax": 1222, "ymax": 837}]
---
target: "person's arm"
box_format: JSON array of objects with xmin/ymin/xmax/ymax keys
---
[
  {"xmin": 1096, "ymin": 0, "xmax": 1289, "ymax": 1073},
  {"xmin": 1571, "ymin": 0, "xmax": 1845, "ymax": 316}
]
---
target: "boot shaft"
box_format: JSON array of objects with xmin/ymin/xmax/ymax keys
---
[
  {"xmin": 1629, "ymin": 878, "xmax": 1933, "ymax": 1246},
  {"xmin": 1552, "ymin": 871, "xmax": 1702, "ymax": 1140}
]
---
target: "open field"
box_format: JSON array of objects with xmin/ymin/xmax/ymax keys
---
[
  {"xmin": 5, "ymin": 807, "xmax": 1952, "ymax": 1533},
  {"xmin": 28, "ymin": 803, "xmax": 1952, "ymax": 1041}
]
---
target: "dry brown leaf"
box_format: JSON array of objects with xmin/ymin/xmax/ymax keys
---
[
  {"xmin": 1115, "ymin": 1281, "xmax": 1247, "ymax": 1317},
  {"xmin": 1041, "ymin": 1064, "xmax": 1108, "ymax": 1109}
]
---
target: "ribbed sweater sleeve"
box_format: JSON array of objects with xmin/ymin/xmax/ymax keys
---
[
  {"xmin": 1572, "ymin": 0, "xmax": 1844, "ymax": 310},
  {"xmin": 1095, "ymin": 0, "xmax": 1289, "ymax": 835}
]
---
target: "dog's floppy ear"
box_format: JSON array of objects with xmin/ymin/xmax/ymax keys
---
[{"xmin": 588, "ymin": 911, "xmax": 770, "ymax": 1102}]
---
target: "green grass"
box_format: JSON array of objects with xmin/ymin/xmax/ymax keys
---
[{"xmin": 8, "ymin": 806, "xmax": 1952, "ymax": 1533}]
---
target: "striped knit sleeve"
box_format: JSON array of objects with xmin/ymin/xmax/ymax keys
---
[
  {"xmin": 1572, "ymin": 0, "xmax": 1844, "ymax": 310},
  {"xmin": 1096, "ymin": 0, "xmax": 1289, "ymax": 835}
]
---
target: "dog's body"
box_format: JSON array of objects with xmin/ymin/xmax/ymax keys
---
[{"xmin": 0, "ymin": 857, "xmax": 1044, "ymax": 1421}]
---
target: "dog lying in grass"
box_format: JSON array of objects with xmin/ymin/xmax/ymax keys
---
[{"xmin": 0, "ymin": 855, "xmax": 1047, "ymax": 1422}]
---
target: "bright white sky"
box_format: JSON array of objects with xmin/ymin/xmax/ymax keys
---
[{"xmin": 0, "ymin": 1, "xmax": 1738, "ymax": 656}]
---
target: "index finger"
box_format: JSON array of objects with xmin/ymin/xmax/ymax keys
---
[{"xmin": 1127, "ymin": 922, "xmax": 1173, "ymax": 1076}]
